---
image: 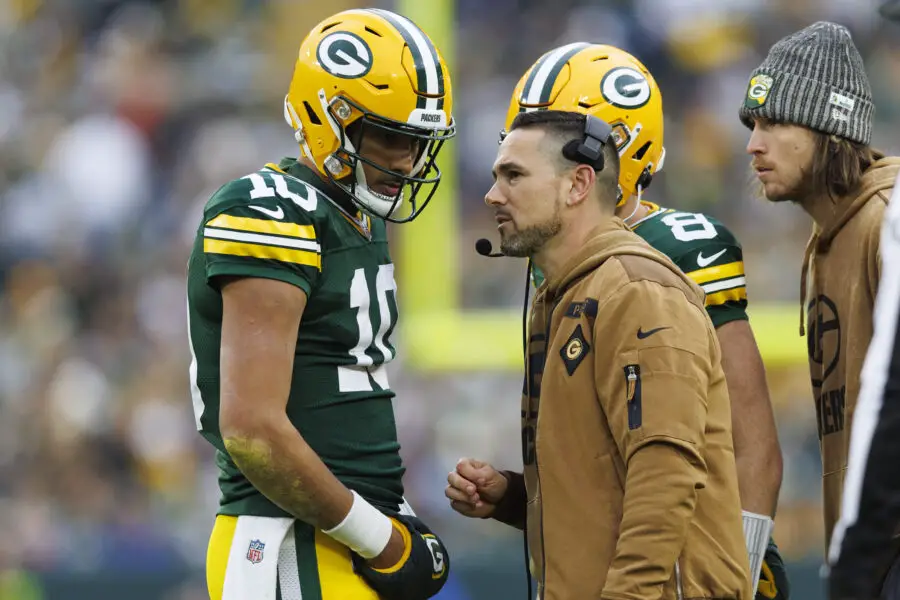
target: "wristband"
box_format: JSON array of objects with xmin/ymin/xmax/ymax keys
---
[
  {"xmin": 322, "ymin": 490, "xmax": 393, "ymax": 559},
  {"xmin": 742, "ymin": 510, "xmax": 775, "ymax": 592}
]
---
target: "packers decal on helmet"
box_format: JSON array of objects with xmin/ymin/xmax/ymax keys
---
[
  {"xmin": 600, "ymin": 67, "xmax": 651, "ymax": 109},
  {"xmin": 316, "ymin": 32, "xmax": 373, "ymax": 79}
]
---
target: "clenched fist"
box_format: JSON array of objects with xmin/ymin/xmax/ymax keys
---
[{"xmin": 445, "ymin": 458, "xmax": 510, "ymax": 519}]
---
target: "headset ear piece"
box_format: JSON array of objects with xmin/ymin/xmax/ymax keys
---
[
  {"xmin": 562, "ymin": 140, "xmax": 605, "ymax": 171},
  {"xmin": 562, "ymin": 140, "xmax": 590, "ymax": 166},
  {"xmin": 561, "ymin": 115, "xmax": 612, "ymax": 171}
]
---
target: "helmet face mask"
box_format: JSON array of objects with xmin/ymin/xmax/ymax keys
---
[
  {"xmin": 505, "ymin": 44, "xmax": 664, "ymax": 207},
  {"xmin": 285, "ymin": 9, "xmax": 455, "ymax": 223},
  {"xmin": 322, "ymin": 94, "xmax": 453, "ymax": 223}
]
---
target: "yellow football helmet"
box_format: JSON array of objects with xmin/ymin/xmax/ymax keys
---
[
  {"xmin": 284, "ymin": 9, "xmax": 455, "ymax": 222},
  {"xmin": 505, "ymin": 43, "xmax": 664, "ymax": 206}
]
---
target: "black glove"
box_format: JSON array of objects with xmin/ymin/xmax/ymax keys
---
[
  {"xmin": 352, "ymin": 514, "xmax": 450, "ymax": 600},
  {"xmin": 756, "ymin": 538, "xmax": 790, "ymax": 600}
]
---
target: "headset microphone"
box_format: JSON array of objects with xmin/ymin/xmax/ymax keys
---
[{"xmin": 475, "ymin": 238, "xmax": 504, "ymax": 257}]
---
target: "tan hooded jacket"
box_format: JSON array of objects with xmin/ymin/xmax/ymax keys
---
[
  {"xmin": 520, "ymin": 218, "xmax": 750, "ymax": 600},
  {"xmin": 802, "ymin": 157, "xmax": 900, "ymax": 548}
]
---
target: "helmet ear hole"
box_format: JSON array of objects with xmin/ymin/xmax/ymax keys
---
[
  {"xmin": 631, "ymin": 141, "xmax": 655, "ymax": 190},
  {"xmin": 633, "ymin": 140, "xmax": 652, "ymax": 161},
  {"xmin": 303, "ymin": 101, "xmax": 322, "ymax": 126}
]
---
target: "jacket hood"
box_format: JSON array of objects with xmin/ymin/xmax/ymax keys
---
[
  {"xmin": 544, "ymin": 218, "xmax": 687, "ymax": 300},
  {"xmin": 817, "ymin": 157, "xmax": 900, "ymax": 250},
  {"xmin": 797, "ymin": 157, "xmax": 899, "ymax": 335}
]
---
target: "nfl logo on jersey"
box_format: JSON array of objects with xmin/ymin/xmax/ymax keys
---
[{"xmin": 246, "ymin": 539, "xmax": 265, "ymax": 564}]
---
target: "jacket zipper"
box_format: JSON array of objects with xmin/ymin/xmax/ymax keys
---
[
  {"xmin": 675, "ymin": 559, "xmax": 684, "ymax": 600},
  {"xmin": 537, "ymin": 295, "xmax": 563, "ymax": 593},
  {"xmin": 625, "ymin": 364, "xmax": 642, "ymax": 430}
]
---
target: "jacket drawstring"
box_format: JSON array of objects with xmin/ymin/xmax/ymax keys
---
[{"xmin": 799, "ymin": 236, "xmax": 816, "ymax": 337}]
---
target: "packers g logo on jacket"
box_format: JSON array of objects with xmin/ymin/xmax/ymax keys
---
[
  {"xmin": 505, "ymin": 44, "xmax": 665, "ymax": 208},
  {"xmin": 284, "ymin": 9, "xmax": 455, "ymax": 223}
]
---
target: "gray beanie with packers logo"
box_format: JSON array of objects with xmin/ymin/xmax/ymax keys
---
[{"xmin": 738, "ymin": 21, "xmax": 874, "ymax": 145}]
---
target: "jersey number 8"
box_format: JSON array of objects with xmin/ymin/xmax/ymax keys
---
[{"xmin": 660, "ymin": 212, "xmax": 717, "ymax": 242}]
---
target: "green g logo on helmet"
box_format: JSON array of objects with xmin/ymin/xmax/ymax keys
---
[{"xmin": 745, "ymin": 74, "xmax": 774, "ymax": 109}]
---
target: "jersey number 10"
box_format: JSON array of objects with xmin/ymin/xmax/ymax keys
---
[{"xmin": 339, "ymin": 264, "xmax": 398, "ymax": 393}]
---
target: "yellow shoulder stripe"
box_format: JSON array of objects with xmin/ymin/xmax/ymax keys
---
[
  {"xmin": 688, "ymin": 260, "xmax": 744, "ymax": 286},
  {"xmin": 705, "ymin": 286, "xmax": 747, "ymax": 307},
  {"xmin": 208, "ymin": 213, "xmax": 315, "ymax": 240},
  {"xmin": 264, "ymin": 162, "xmax": 288, "ymax": 174},
  {"xmin": 204, "ymin": 239, "xmax": 321, "ymax": 269}
]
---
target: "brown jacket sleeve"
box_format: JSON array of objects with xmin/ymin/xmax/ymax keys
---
[
  {"xmin": 490, "ymin": 470, "xmax": 526, "ymax": 529},
  {"xmin": 595, "ymin": 278, "xmax": 714, "ymax": 599}
]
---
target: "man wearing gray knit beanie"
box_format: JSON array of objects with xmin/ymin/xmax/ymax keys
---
[{"xmin": 740, "ymin": 20, "xmax": 900, "ymax": 600}]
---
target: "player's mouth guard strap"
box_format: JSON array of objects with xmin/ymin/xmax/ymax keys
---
[
  {"xmin": 743, "ymin": 510, "xmax": 775, "ymax": 592},
  {"xmin": 323, "ymin": 490, "xmax": 394, "ymax": 559}
]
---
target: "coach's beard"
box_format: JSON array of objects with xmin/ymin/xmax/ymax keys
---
[{"xmin": 500, "ymin": 206, "xmax": 562, "ymax": 258}]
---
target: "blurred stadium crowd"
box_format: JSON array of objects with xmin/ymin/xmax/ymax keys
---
[{"xmin": 0, "ymin": 0, "xmax": 898, "ymax": 598}]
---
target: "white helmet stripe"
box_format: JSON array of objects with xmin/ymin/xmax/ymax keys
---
[
  {"xmin": 368, "ymin": 9, "xmax": 442, "ymax": 111},
  {"xmin": 521, "ymin": 42, "xmax": 591, "ymax": 106}
]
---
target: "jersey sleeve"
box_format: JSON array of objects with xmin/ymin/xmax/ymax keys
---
[
  {"xmin": 200, "ymin": 188, "xmax": 321, "ymax": 295},
  {"xmin": 673, "ymin": 222, "xmax": 748, "ymax": 328}
]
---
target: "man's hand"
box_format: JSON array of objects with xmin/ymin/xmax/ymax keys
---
[
  {"xmin": 445, "ymin": 458, "xmax": 509, "ymax": 518},
  {"xmin": 756, "ymin": 539, "xmax": 790, "ymax": 600},
  {"xmin": 353, "ymin": 514, "xmax": 450, "ymax": 600}
]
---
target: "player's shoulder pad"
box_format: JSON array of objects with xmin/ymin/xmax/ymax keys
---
[
  {"xmin": 700, "ymin": 211, "xmax": 741, "ymax": 246},
  {"xmin": 666, "ymin": 211, "xmax": 744, "ymax": 274},
  {"xmin": 200, "ymin": 166, "xmax": 326, "ymax": 260},
  {"xmin": 203, "ymin": 165, "xmax": 323, "ymax": 225}
]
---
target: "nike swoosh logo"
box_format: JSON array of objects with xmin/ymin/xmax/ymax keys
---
[
  {"xmin": 249, "ymin": 205, "xmax": 284, "ymax": 220},
  {"xmin": 636, "ymin": 326, "xmax": 670, "ymax": 339},
  {"xmin": 696, "ymin": 248, "xmax": 727, "ymax": 268}
]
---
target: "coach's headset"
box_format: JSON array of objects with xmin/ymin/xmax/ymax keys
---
[
  {"xmin": 500, "ymin": 113, "xmax": 614, "ymax": 171},
  {"xmin": 561, "ymin": 114, "xmax": 624, "ymax": 205},
  {"xmin": 561, "ymin": 114, "xmax": 613, "ymax": 171}
]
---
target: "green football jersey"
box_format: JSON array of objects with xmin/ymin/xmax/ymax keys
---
[
  {"xmin": 187, "ymin": 158, "xmax": 404, "ymax": 518},
  {"xmin": 532, "ymin": 202, "xmax": 748, "ymax": 328}
]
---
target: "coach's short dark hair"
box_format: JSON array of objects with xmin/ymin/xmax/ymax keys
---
[{"xmin": 509, "ymin": 110, "xmax": 620, "ymax": 203}]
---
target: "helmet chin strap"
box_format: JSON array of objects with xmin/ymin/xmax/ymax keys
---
[{"xmin": 622, "ymin": 184, "xmax": 643, "ymax": 226}]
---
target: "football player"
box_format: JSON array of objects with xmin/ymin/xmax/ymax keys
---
[
  {"xmin": 187, "ymin": 9, "xmax": 454, "ymax": 600},
  {"xmin": 449, "ymin": 44, "xmax": 787, "ymax": 599}
]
